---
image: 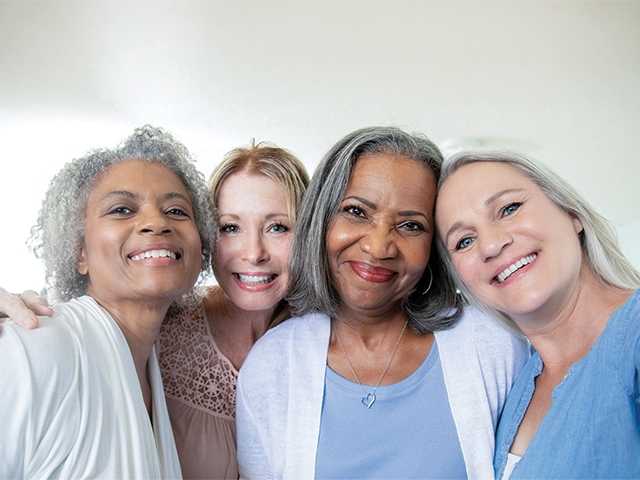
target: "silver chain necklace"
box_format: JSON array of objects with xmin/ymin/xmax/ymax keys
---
[{"xmin": 333, "ymin": 320, "xmax": 408, "ymax": 409}]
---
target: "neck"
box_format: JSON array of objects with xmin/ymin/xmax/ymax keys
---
[
  {"xmin": 514, "ymin": 267, "xmax": 632, "ymax": 369},
  {"xmin": 334, "ymin": 304, "xmax": 407, "ymax": 350},
  {"xmin": 204, "ymin": 287, "xmax": 275, "ymax": 370},
  {"xmin": 217, "ymin": 289, "xmax": 274, "ymax": 341},
  {"xmin": 88, "ymin": 290, "xmax": 170, "ymax": 389}
]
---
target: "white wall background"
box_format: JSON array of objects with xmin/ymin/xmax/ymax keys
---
[{"xmin": 1, "ymin": 0, "xmax": 638, "ymax": 292}]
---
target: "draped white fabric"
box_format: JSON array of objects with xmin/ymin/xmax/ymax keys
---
[{"xmin": 0, "ymin": 296, "xmax": 182, "ymax": 479}]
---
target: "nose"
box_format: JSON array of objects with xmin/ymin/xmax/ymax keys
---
[
  {"xmin": 242, "ymin": 230, "xmax": 270, "ymax": 265},
  {"xmin": 138, "ymin": 208, "xmax": 173, "ymax": 235},
  {"xmin": 479, "ymin": 225, "xmax": 512, "ymax": 262},
  {"xmin": 359, "ymin": 223, "xmax": 398, "ymax": 260}
]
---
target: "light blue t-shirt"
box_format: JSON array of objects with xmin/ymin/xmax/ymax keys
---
[
  {"xmin": 494, "ymin": 290, "xmax": 640, "ymax": 479},
  {"xmin": 315, "ymin": 342, "xmax": 466, "ymax": 479}
]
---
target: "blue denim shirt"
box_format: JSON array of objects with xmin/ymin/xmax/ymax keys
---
[{"xmin": 494, "ymin": 290, "xmax": 640, "ymax": 479}]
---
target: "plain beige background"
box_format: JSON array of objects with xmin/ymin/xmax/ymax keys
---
[{"xmin": 1, "ymin": 0, "xmax": 638, "ymax": 291}]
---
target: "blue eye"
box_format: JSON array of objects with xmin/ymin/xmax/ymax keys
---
[
  {"xmin": 220, "ymin": 223, "xmax": 239, "ymax": 234},
  {"xmin": 455, "ymin": 236, "xmax": 474, "ymax": 251},
  {"xmin": 267, "ymin": 223, "xmax": 289, "ymax": 234},
  {"xmin": 501, "ymin": 202, "xmax": 522, "ymax": 217}
]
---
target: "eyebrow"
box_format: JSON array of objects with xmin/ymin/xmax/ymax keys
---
[
  {"xmin": 101, "ymin": 191, "xmax": 191, "ymax": 203},
  {"xmin": 443, "ymin": 188, "xmax": 526, "ymax": 245},
  {"xmin": 217, "ymin": 212, "xmax": 289, "ymax": 220},
  {"xmin": 344, "ymin": 196, "xmax": 430, "ymax": 220},
  {"xmin": 484, "ymin": 188, "xmax": 525, "ymax": 206}
]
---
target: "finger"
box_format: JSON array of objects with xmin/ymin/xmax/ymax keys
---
[
  {"xmin": 20, "ymin": 290, "xmax": 54, "ymax": 316},
  {"xmin": 0, "ymin": 288, "xmax": 39, "ymax": 329}
]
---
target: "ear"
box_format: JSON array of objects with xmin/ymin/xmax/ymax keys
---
[
  {"xmin": 571, "ymin": 215, "xmax": 584, "ymax": 235},
  {"xmin": 77, "ymin": 245, "xmax": 88, "ymax": 275}
]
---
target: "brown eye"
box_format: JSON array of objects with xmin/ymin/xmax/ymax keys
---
[{"xmin": 344, "ymin": 205, "xmax": 366, "ymax": 218}]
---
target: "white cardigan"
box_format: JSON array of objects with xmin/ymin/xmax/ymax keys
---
[
  {"xmin": 236, "ymin": 308, "xmax": 528, "ymax": 479},
  {"xmin": 0, "ymin": 296, "xmax": 182, "ymax": 479}
]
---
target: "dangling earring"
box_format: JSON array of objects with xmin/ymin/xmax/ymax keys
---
[{"xmin": 422, "ymin": 266, "xmax": 433, "ymax": 295}]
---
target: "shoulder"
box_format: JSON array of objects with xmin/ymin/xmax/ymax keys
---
[
  {"xmin": 238, "ymin": 312, "xmax": 330, "ymax": 390},
  {"xmin": 436, "ymin": 305, "xmax": 529, "ymax": 376},
  {"xmin": 0, "ymin": 297, "xmax": 94, "ymax": 407},
  {"xmin": 0, "ymin": 297, "xmax": 94, "ymax": 365},
  {"xmin": 160, "ymin": 296, "xmax": 207, "ymax": 339},
  {"xmin": 608, "ymin": 290, "xmax": 640, "ymax": 394},
  {"xmin": 440, "ymin": 306, "xmax": 527, "ymax": 352}
]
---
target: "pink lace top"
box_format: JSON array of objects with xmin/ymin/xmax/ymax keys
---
[{"xmin": 159, "ymin": 299, "xmax": 239, "ymax": 480}]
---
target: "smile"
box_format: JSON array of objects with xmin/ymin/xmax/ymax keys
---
[
  {"xmin": 129, "ymin": 248, "xmax": 181, "ymax": 261},
  {"xmin": 233, "ymin": 272, "xmax": 278, "ymax": 291},
  {"xmin": 496, "ymin": 253, "xmax": 537, "ymax": 283},
  {"xmin": 349, "ymin": 261, "xmax": 396, "ymax": 283}
]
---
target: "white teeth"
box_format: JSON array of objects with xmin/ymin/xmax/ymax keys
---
[
  {"xmin": 237, "ymin": 274, "xmax": 274, "ymax": 284},
  {"xmin": 497, "ymin": 254, "xmax": 537, "ymax": 283},
  {"xmin": 130, "ymin": 249, "xmax": 177, "ymax": 261}
]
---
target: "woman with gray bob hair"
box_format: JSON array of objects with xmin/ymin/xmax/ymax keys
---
[
  {"xmin": 30, "ymin": 125, "xmax": 213, "ymax": 301},
  {"xmin": 288, "ymin": 126, "xmax": 462, "ymax": 332},
  {"xmin": 236, "ymin": 126, "xmax": 528, "ymax": 479},
  {"xmin": 435, "ymin": 151, "xmax": 640, "ymax": 478}
]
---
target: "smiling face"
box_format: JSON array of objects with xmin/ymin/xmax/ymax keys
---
[
  {"xmin": 436, "ymin": 161, "xmax": 584, "ymax": 323},
  {"xmin": 78, "ymin": 159, "xmax": 202, "ymax": 305},
  {"xmin": 326, "ymin": 153, "xmax": 436, "ymax": 318},
  {"xmin": 213, "ymin": 171, "xmax": 292, "ymax": 312}
]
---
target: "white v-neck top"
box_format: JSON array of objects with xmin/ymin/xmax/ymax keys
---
[{"xmin": 0, "ymin": 296, "xmax": 181, "ymax": 479}]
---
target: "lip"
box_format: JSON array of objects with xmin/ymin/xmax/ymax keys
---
[
  {"xmin": 232, "ymin": 271, "xmax": 279, "ymax": 292},
  {"xmin": 491, "ymin": 252, "xmax": 538, "ymax": 286},
  {"xmin": 348, "ymin": 261, "xmax": 396, "ymax": 283}
]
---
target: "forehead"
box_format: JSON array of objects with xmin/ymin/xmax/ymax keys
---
[
  {"xmin": 89, "ymin": 159, "xmax": 191, "ymax": 198},
  {"xmin": 347, "ymin": 152, "xmax": 436, "ymax": 205},
  {"xmin": 440, "ymin": 162, "xmax": 536, "ymax": 200},
  {"xmin": 217, "ymin": 171, "xmax": 287, "ymax": 214}
]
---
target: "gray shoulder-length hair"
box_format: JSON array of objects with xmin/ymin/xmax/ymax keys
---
[
  {"xmin": 287, "ymin": 126, "xmax": 463, "ymax": 333},
  {"xmin": 436, "ymin": 150, "xmax": 640, "ymax": 329},
  {"xmin": 29, "ymin": 125, "xmax": 214, "ymax": 301}
]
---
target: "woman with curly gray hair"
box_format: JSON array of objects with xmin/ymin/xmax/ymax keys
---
[
  {"xmin": 0, "ymin": 134, "xmax": 310, "ymax": 479},
  {"xmin": 0, "ymin": 126, "xmax": 212, "ymax": 478}
]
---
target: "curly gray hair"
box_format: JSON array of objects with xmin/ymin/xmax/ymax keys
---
[{"xmin": 29, "ymin": 125, "xmax": 214, "ymax": 301}]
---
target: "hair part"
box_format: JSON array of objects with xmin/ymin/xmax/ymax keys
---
[
  {"xmin": 436, "ymin": 150, "xmax": 640, "ymax": 329},
  {"xmin": 208, "ymin": 140, "xmax": 309, "ymax": 223},
  {"xmin": 288, "ymin": 126, "xmax": 463, "ymax": 333},
  {"xmin": 29, "ymin": 125, "xmax": 214, "ymax": 301}
]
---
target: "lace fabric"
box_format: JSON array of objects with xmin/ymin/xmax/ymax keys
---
[{"xmin": 158, "ymin": 300, "xmax": 237, "ymax": 420}]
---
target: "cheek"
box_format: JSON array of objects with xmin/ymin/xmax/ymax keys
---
[
  {"xmin": 452, "ymin": 255, "xmax": 477, "ymax": 286},
  {"xmin": 325, "ymin": 218, "xmax": 359, "ymax": 261},
  {"xmin": 404, "ymin": 236, "xmax": 432, "ymax": 272}
]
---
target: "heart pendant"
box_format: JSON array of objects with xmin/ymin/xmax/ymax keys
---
[{"xmin": 361, "ymin": 392, "xmax": 376, "ymax": 409}]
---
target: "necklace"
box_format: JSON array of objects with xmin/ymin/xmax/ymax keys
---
[{"xmin": 333, "ymin": 319, "xmax": 408, "ymax": 409}]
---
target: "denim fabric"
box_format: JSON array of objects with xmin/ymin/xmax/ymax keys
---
[{"xmin": 494, "ymin": 290, "xmax": 640, "ymax": 479}]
